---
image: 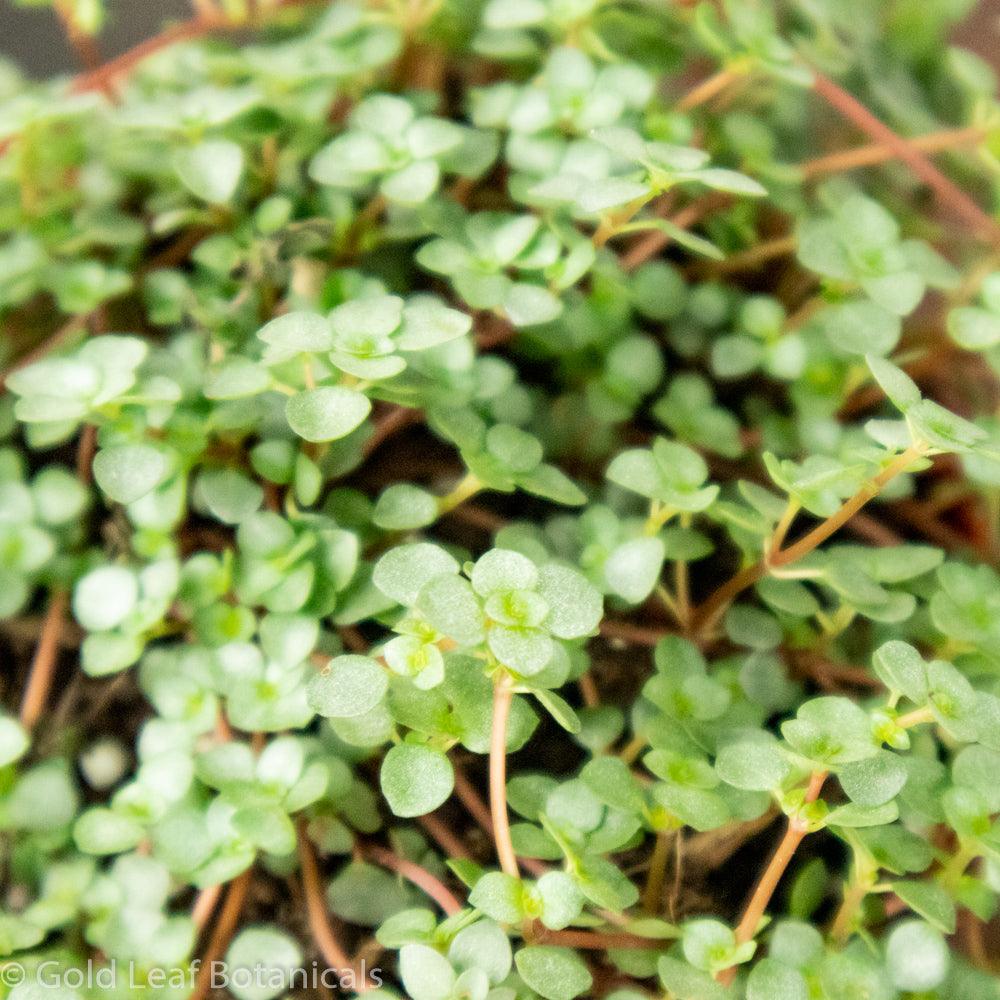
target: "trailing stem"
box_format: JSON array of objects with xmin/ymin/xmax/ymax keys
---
[
  {"xmin": 692, "ymin": 445, "xmax": 925, "ymax": 638},
  {"xmin": 0, "ymin": 314, "xmax": 91, "ymax": 389},
  {"xmin": 297, "ymin": 822, "xmax": 376, "ymax": 990},
  {"xmin": 19, "ymin": 589, "xmax": 68, "ymax": 730},
  {"xmin": 676, "ymin": 65, "xmax": 746, "ymax": 111},
  {"xmin": 490, "ymin": 674, "xmax": 520, "ymax": 878},
  {"xmin": 363, "ymin": 844, "xmax": 462, "ymax": 915},
  {"xmin": 642, "ymin": 829, "xmax": 674, "ymax": 914},
  {"xmin": 55, "ymin": 0, "xmax": 327, "ymax": 102},
  {"xmin": 189, "ymin": 870, "xmax": 252, "ymax": 1000},
  {"xmin": 620, "ymin": 193, "xmax": 728, "ymax": 272},
  {"xmin": 895, "ymin": 705, "xmax": 935, "ymax": 729},
  {"xmin": 417, "ymin": 813, "xmax": 472, "ymax": 860},
  {"xmin": 19, "ymin": 423, "xmax": 97, "ymax": 730},
  {"xmin": 190, "ymin": 884, "xmax": 222, "ymax": 930},
  {"xmin": 772, "ymin": 445, "xmax": 924, "ymax": 566},
  {"xmin": 800, "ymin": 125, "xmax": 988, "ymax": 179},
  {"xmin": 54, "ymin": 1, "xmax": 102, "ymax": 71},
  {"xmin": 829, "ymin": 866, "xmax": 877, "ymax": 944},
  {"xmin": 362, "ymin": 404, "xmax": 422, "ymax": 458},
  {"xmin": 810, "ymin": 71, "xmax": 1000, "ymax": 241},
  {"xmin": 437, "ymin": 473, "xmax": 482, "ymax": 516},
  {"xmin": 542, "ymin": 928, "xmax": 673, "ymax": 951},
  {"xmin": 768, "ymin": 499, "xmax": 801, "ymax": 556},
  {"xmin": 694, "ymin": 233, "xmax": 798, "ymax": 276},
  {"xmin": 718, "ymin": 770, "xmax": 828, "ymax": 986}
]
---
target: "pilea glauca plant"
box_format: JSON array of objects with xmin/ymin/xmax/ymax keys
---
[{"xmin": 3, "ymin": 1, "xmax": 1000, "ymax": 998}]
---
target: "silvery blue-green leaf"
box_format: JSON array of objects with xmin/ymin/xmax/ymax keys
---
[
  {"xmin": 515, "ymin": 945, "xmax": 592, "ymax": 1000},
  {"xmin": 375, "ymin": 542, "xmax": 460, "ymax": 606},
  {"xmin": 604, "ymin": 536, "xmax": 665, "ymax": 603},
  {"xmin": 885, "ymin": 920, "xmax": 948, "ymax": 992},
  {"xmin": 400, "ymin": 943, "xmax": 457, "ymax": 1000},
  {"xmin": 285, "ymin": 386, "xmax": 371, "ymax": 442},
  {"xmin": 307, "ymin": 655, "xmax": 388, "ymax": 718},
  {"xmin": 173, "ymin": 139, "xmax": 244, "ymax": 204},
  {"xmin": 396, "ymin": 301, "xmax": 472, "ymax": 350},
  {"xmin": 197, "ymin": 468, "xmax": 263, "ymax": 524},
  {"xmin": 380, "ymin": 743, "xmax": 454, "ymax": 817},
  {"xmin": 258, "ymin": 311, "xmax": 334, "ymax": 365},
  {"xmin": 747, "ymin": 958, "xmax": 808, "ymax": 1000},
  {"xmin": 73, "ymin": 565, "xmax": 138, "ymax": 632},
  {"xmin": 817, "ymin": 300, "xmax": 901, "ymax": 357},
  {"xmin": 381, "ymin": 159, "xmax": 441, "ymax": 204},
  {"xmin": 373, "ymin": 484, "xmax": 438, "ymax": 530},
  {"xmin": 689, "ymin": 167, "xmax": 766, "ymax": 196},
  {"xmin": 92, "ymin": 444, "xmax": 167, "ymax": 504},
  {"xmin": 74, "ymin": 808, "xmax": 145, "ymax": 855},
  {"xmin": 504, "ymin": 282, "xmax": 563, "ymax": 327},
  {"xmin": 204, "ymin": 357, "xmax": 271, "ymax": 400},
  {"xmin": 838, "ymin": 752, "xmax": 907, "ymax": 807},
  {"xmin": 0, "ymin": 717, "xmax": 29, "ymax": 768},
  {"xmin": 574, "ymin": 178, "xmax": 650, "ymax": 214},
  {"xmin": 226, "ymin": 927, "xmax": 303, "ymax": 1000}
]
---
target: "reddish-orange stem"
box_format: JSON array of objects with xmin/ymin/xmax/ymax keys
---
[
  {"xmin": 599, "ymin": 618, "xmax": 667, "ymax": 647},
  {"xmin": 190, "ymin": 884, "xmax": 222, "ymax": 930},
  {"xmin": 541, "ymin": 928, "xmax": 671, "ymax": 951},
  {"xmin": 72, "ymin": 17, "xmax": 224, "ymax": 96},
  {"xmin": 0, "ymin": 0, "xmax": 324, "ymax": 116},
  {"xmin": 362, "ymin": 404, "xmax": 422, "ymax": 458},
  {"xmin": 676, "ymin": 66, "xmax": 744, "ymax": 111},
  {"xmin": 811, "ymin": 71, "xmax": 1000, "ymax": 241},
  {"xmin": 417, "ymin": 813, "xmax": 473, "ymax": 860},
  {"xmin": 800, "ymin": 125, "xmax": 988, "ymax": 179},
  {"xmin": 490, "ymin": 677, "xmax": 519, "ymax": 878},
  {"xmin": 19, "ymin": 589, "xmax": 69, "ymax": 730},
  {"xmin": 690, "ymin": 562, "xmax": 766, "ymax": 640},
  {"xmin": 54, "ymin": 1, "xmax": 103, "ymax": 72},
  {"xmin": 718, "ymin": 771, "xmax": 827, "ymax": 986},
  {"xmin": 189, "ymin": 871, "xmax": 252, "ymax": 1000},
  {"xmin": 297, "ymin": 823, "xmax": 375, "ymax": 989},
  {"xmin": 452, "ymin": 761, "xmax": 549, "ymax": 878},
  {"xmin": 692, "ymin": 445, "xmax": 924, "ymax": 636},
  {"xmin": 452, "ymin": 764, "xmax": 493, "ymax": 833},
  {"xmin": 770, "ymin": 445, "xmax": 924, "ymax": 567},
  {"xmin": 363, "ymin": 844, "xmax": 462, "ymax": 915},
  {"xmin": 695, "ymin": 234, "xmax": 798, "ymax": 275},
  {"xmin": 76, "ymin": 423, "xmax": 96, "ymax": 484},
  {"xmin": 620, "ymin": 194, "xmax": 729, "ymax": 272}
]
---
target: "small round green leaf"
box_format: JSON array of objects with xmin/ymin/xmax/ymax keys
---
[
  {"xmin": 399, "ymin": 943, "xmax": 456, "ymax": 1000},
  {"xmin": 285, "ymin": 387, "xmax": 371, "ymax": 442},
  {"xmin": 0, "ymin": 717, "xmax": 29, "ymax": 768},
  {"xmin": 197, "ymin": 468, "xmax": 264, "ymax": 524},
  {"xmin": 73, "ymin": 808, "xmax": 145, "ymax": 855},
  {"xmin": 747, "ymin": 958, "xmax": 808, "ymax": 1000},
  {"xmin": 536, "ymin": 563, "xmax": 603, "ymax": 639},
  {"xmin": 93, "ymin": 444, "xmax": 167, "ymax": 505},
  {"xmin": 885, "ymin": 919, "xmax": 948, "ymax": 992},
  {"xmin": 374, "ymin": 542, "xmax": 459, "ymax": 606},
  {"xmin": 73, "ymin": 566, "xmax": 138, "ymax": 632},
  {"xmin": 838, "ymin": 752, "xmax": 907, "ymax": 807},
  {"xmin": 226, "ymin": 926, "xmax": 303, "ymax": 1000},
  {"xmin": 307, "ymin": 655, "xmax": 387, "ymax": 718},
  {"xmin": 380, "ymin": 744, "xmax": 454, "ymax": 817},
  {"xmin": 514, "ymin": 945, "xmax": 592, "ymax": 1000},
  {"xmin": 373, "ymin": 484, "xmax": 438, "ymax": 530},
  {"xmin": 715, "ymin": 739, "xmax": 790, "ymax": 791},
  {"xmin": 173, "ymin": 139, "xmax": 245, "ymax": 204}
]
